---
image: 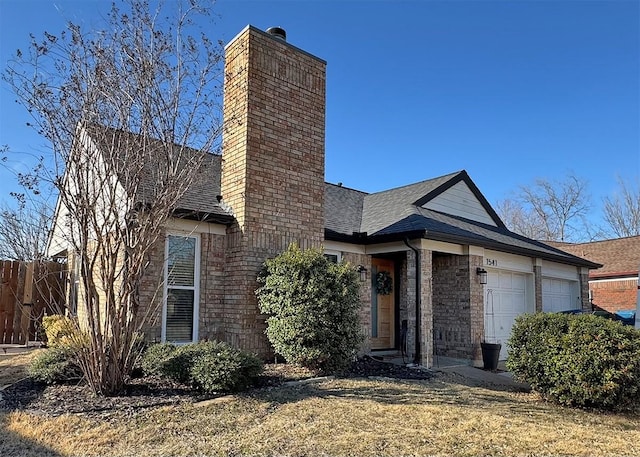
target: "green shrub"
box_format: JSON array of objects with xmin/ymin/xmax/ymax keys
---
[
  {"xmin": 507, "ymin": 313, "xmax": 640, "ymax": 410},
  {"xmin": 167, "ymin": 344, "xmax": 203, "ymax": 383},
  {"xmin": 141, "ymin": 342, "xmax": 177, "ymax": 377},
  {"xmin": 141, "ymin": 341, "xmax": 263, "ymax": 392},
  {"xmin": 190, "ymin": 341, "xmax": 263, "ymax": 393},
  {"xmin": 256, "ymin": 244, "xmax": 364, "ymax": 373},
  {"xmin": 29, "ymin": 347, "xmax": 83, "ymax": 384}
]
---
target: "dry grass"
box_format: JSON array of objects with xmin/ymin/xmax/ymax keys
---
[
  {"xmin": 0, "ymin": 349, "xmax": 41, "ymax": 387},
  {"xmin": 2, "ymin": 375, "xmax": 640, "ymax": 457}
]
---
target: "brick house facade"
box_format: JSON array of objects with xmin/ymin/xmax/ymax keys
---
[
  {"xmin": 48, "ymin": 25, "xmax": 600, "ymax": 367},
  {"xmin": 549, "ymin": 236, "xmax": 640, "ymax": 314}
]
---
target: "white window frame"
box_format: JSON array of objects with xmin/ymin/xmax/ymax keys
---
[
  {"xmin": 324, "ymin": 249, "xmax": 342, "ymax": 263},
  {"xmin": 162, "ymin": 231, "xmax": 201, "ymax": 343}
]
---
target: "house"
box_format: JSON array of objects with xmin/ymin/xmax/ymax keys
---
[
  {"xmin": 47, "ymin": 25, "xmax": 600, "ymax": 366},
  {"xmin": 548, "ymin": 236, "xmax": 640, "ymax": 314}
]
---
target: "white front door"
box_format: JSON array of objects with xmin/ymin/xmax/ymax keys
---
[{"xmin": 485, "ymin": 270, "xmax": 528, "ymax": 359}]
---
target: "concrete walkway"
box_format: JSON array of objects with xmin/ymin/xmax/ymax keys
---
[
  {"xmin": 373, "ymin": 352, "xmax": 531, "ymax": 392},
  {"xmin": 431, "ymin": 356, "xmax": 530, "ymax": 391},
  {"xmin": 436, "ymin": 364, "xmax": 531, "ymax": 391}
]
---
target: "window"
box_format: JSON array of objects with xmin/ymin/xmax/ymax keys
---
[
  {"xmin": 324, "ymin": 250, "xmax": 341, "ymax": 263},
  {"xmin": 163, "ymin": 233, "xmax": 200, "ymax": 343}
]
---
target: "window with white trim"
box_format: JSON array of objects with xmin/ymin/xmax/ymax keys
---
[
  {"xmin": 163, "ymin": 233, "xmax": 200, "ymax": 343},
  {"xmin": 324, "ymin": 250, "xmax": 342, "ymax": 263}
]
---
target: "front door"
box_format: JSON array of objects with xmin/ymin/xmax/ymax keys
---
[{"xmin": 371, "ymin": 258, "xmax": 395, "ymax": 350}]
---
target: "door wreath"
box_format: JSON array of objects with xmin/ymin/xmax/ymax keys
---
[{"xmin": 376, "ymin": 271, "xmax": 393, "ymax": 295}]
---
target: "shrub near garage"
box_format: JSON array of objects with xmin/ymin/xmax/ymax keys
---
[{"xmin": 507, "ymin": 313, "xmax": 640, "ymax": 410}]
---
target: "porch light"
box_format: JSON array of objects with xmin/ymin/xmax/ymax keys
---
[
  {"xmin": 357, "ymin": 265, "xmax": 367, "ymax": 282},
  {"xmin": 476, "ymin": 267, "xmax": 488, "ymax": 285}
]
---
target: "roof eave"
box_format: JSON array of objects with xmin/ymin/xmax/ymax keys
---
[
  {"xmin": 423, "ymin": 230, "xmax": 602, "ymax": 269},
  {"xmin": 589, "ymin": 270, "xmax": 639, "ymax": 279},
  {"xmin": 173, "ymin": 208, "xmax": 235, "ymax": 225}
]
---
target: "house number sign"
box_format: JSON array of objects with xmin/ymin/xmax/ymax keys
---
[{"xmin": 485, "ymin": 258, "xmax": 498, "ymax": 267}]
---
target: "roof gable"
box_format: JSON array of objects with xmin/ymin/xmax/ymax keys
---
[
  {"xmin": 414, "ymin": 170, "xmax": 505, "ymax": 228},
  {"xmin": 422, "ymin": 180, "xmax": 497, "ymax": 226}
]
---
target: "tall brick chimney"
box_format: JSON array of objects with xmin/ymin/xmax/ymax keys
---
[{"xmin": 221, "ymin": 26, "xmax": 326, "ymax": 355}]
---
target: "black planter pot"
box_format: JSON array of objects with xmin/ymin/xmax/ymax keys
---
[{"xmin": 481, "ymin": 342, "xmax": 501, "ymax": 371}]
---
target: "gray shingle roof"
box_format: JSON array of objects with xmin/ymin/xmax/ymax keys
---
[
  {"xmin": 360, "ymin": 171, "xmax": 460, "ymax": 235},
  {"xmin": 85, "ymin": 125, "xmax": 232, "ymax": 223},
  {"xmin": 85, "ymin": 124, "xmax": 598, "ymax": 268},
  {"xmin": 325, "ymin": 171, "xmax": 600, "ymax": 268},
  {"xmin": 324, "ymin": 183, "xmax": 367, "ymax": 236}
]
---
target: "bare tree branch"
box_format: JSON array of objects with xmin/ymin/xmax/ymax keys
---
[
  {"xmin": 3, "ymin": 0, "xmax": 223, "ymax": 395},
  {"xmin": 603, "ymin": 176, "xmax": 640, "ymax": 238},
  {"xmin": 497, "ymin": 174, "xmax": 592, "ymax": 242}
]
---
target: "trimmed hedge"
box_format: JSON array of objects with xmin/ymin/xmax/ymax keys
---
[
  {"xmin": 29, "ymin": 346, "xmax": 83, "ymax": 384},
  {"xmin": 507, "ymin": 313, "xmax": 640, "ymax": 410},
  {"xmin": 141, "ymin": 341, "xmax": 263, "ymax": 393},
  {"xmin": 190, "ymin": 341, "xmax": 263, "ymax": 392},
  {"xmin": 256, "ymin": 244, "xmax": 363, "ymax": 373},
  {"xmin": 140, "ymin": 342, "xmax": 177, "ymax": 377}
]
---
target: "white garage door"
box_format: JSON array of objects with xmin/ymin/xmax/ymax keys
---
[
  {"xmin": 485, "ymin": 270, "xmax": 528, "ymax": 359},
  {"xmin": 542, "ymin": 278, "xmax": 577, "ymax": 312}
]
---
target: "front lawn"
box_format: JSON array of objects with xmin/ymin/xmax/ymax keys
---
[{"xmin": 1, "ymin": 358, "xmax": 639, "ymax": 457}]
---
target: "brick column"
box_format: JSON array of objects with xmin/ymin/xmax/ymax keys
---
[
  {"xmin": 221, "ymin": 26, "xmax": 326, "ymax": 356},
  {"xmin": 469, "ymin": 254, "xmax": 485, "ymax": 365},
  {"xmin": 420, "ymin": 248, "xmax": 433, "ymax": 368},
  {"xmin": 578, "ymin": 267, "xmax": 591, "ymax": 312},
  {"xmin": 534, "ymin": 261, "xmax": 543, "ymax": 313}
]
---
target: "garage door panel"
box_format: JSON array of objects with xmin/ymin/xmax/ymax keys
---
[
  {"xmin": 499, "ymin": 273, "xmax": 512, "ymax": 289},
  {"xmin": 486, "ymin": 270, "xmax": 530, "ymax": 360},
  {"xmin": 542, "ymin": 277, "xmax": 577, "ymax": 313}
]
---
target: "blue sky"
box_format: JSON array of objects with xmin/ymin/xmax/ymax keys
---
[{"xmin": 1, "ymin": 0, "xmax": 638, "ymax": 226}]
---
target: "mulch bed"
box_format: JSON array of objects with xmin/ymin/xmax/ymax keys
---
[{"xmin": 0, "ymin": 356, "xmax": 433, "ymax": 421}]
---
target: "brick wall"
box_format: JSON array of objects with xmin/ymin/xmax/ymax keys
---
[
  {"xmin": 420, "ymin": 248, "xmax": 434, "ymax": 367},
  {"xmin": 589, "ymin": 278, "xmax": 637, "ymax": 312},
  {"xmin": 404, "ymin": 247, "xmax": 433, "ymax": 367},
  {"xmin": 220, "ymin": 26, "xmax": 327, "ymax": 357},
  {"xmin": 198, "ymin": 232, "xmax": 227, "ymax": 341},
  {"xmin": 432, "ymin": 254, "xmax": 483, "ymax": 361},
  {"xmin": 137, "ymin": 236, "xmax": 164, "ymax": 342},
  {"xmin": 342, "ymin": 252, "xmax": 372, "ymax": 354}
]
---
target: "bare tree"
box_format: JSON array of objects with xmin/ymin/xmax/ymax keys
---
[
  {"xmin": 602, "ymin": 176, "xmax": 640, "ymax": 238},
  {"xmin": 0, "ymin": 200, "xmax": 51, "ymax": 260},
  {"xmin": 496, "ymin": 174, "xmax": 592, "ymax": 242},
  {"xmin": 4, "ymin": 0, "xmax": 224, "ymax": 395},
  {"xmin": 495, "ymin": 198, "xmax": 550, "ymax": 241}
]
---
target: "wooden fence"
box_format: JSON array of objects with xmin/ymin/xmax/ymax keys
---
[{"xmin": 0, "ymin": 260, "xmax": 67, "ymax": 344}]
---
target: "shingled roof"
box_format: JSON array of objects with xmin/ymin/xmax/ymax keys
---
[
  {"xmin": 84, "ymin": 124, "xmax": 233, "ymax": 224},
  {"xmin": 82, "ymin": 125, "xmax": 599, "ymax": 269},
  {"xmin": 547, "ymin": 236, "xmax": 640, "ymax": 278},
  {"xmin": 324, "ymin": 170, "xmax": 600, "ymax": 269}
]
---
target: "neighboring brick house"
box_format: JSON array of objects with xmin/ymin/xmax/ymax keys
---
[
  {"xmin": 47, "ymin": 25, "xmax": 600, "ymax": 366},
  {"xmin": 548, "ymin": 236, "xmax": 640, "ymax": 313}
]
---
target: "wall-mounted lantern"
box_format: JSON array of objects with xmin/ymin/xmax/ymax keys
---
[
  {"xmin": 476, "ymin": 267, "xmax": 488, "ymax": 285},
  {"xmin": 357, "ymin": 265, "xmax": 368, "ymax": 282}
]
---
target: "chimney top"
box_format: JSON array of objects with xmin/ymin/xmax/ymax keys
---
[{"xmin": 266, "ymin": 26, "xmax": 286, "ymax": 41}]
